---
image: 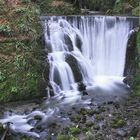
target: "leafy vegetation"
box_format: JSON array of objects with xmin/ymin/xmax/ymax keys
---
[
  {"xmin": 34, "ymin": 0, "xmax": 79, "ymax": 15},
  {"xmin": 64, "ymin": 0, "xmax": 139, "ymax": 15},
  {"xmin": 0, "ymin": 0, "xmax": 44, "ymax": 102}
]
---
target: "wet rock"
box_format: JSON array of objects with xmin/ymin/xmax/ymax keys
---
[
  {"xmin": 34, "ymin": 115, "xmax": 43, "ymax": 121},
  {"xmin": 87, "ymin": 109, "xmax": 100, "ymax": 115},
  {"xmin": 136, "ymin": 131, "xmax": 140, "ymax": 139},
  {"xmin": 116, "ymin": 129, "xmax": 127, "ymax": 137},
  {"xmin": 124, "ymin": 27, "xmax": 138, "ymax": 79},
  {"xmin": 78, "ymin": 82, "xmax": 88, "ymax": 96},
  {"xmin": 0, "ymin": 123, "xmax": 4, "ymax": 132},
  {"xmin": 98, "ymin": 106, "xmax": 106, "ymax": 112},
  {"xmin": 36, "ymin": 125, "xmax": 42, "ymax": 131},
  {"xmin": 129, "ymin": 127, "xmax": 139, "ymax": 137},
  {"xmin": 95, "ymin": 115, "xmax": 104, "ymax": 121},
  {"xmin": 75, "ymin": 34, "xmax": 83, "ymax": 52},
  {"xmin": 79, "ymin": 108, "xmax": 87, "ymax": 115},
  {"xmin": 64, "ymin": 34, "xmax": 73, "ymax": 51},
  {"xmin": 81, "ymin": 116, "xmax": 87, "ymax": 123},
  {"xmin": 0, "ymin": 105, "xmax": 5, "ymax": 117},
  {"xmin": 65, "ymin": 54, "xmax": 83, "ymax": 82},
  {"xmin": 107, "ymin": 101, "xmax": 114, "ymax": 104},
  {"xmin": 40, "ymin": 130, "xmax": 49, "ymax": 140},
  {"xmin": 82, "ymin": 91, "xmax": 88, "ymax": 96},
  {"xmin": 85, "ymin": 121, "xmax": 94, "ymax": 127},
  {"xmin": 78, "ymin": 82, "xmax": 86, "ymax": 91},
  {"xmin": 93, "ymin": 125, "xmax": 100, "ymax": 130}
]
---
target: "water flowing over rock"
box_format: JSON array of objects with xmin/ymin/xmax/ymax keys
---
[{"xmin": 42, "ymin": 16, "xmax": 138, "ymax": 95}]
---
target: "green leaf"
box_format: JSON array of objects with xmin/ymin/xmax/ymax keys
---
[{"xmin": 11, "ymin": 86, "xmax": 18, "ymax": 93}]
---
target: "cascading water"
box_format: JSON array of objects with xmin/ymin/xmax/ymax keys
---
[
  {"xmin": 43, "ymin": 16, "xmax": 135, "ymax": 94},
  {"xmin": 78, "ymin": 16, "xmax": 130, "ymax": 76}
]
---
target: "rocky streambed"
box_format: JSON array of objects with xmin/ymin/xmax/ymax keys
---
[{"xmin": 0, "ymin": 92, "xmax": 140, "ymax": 140}]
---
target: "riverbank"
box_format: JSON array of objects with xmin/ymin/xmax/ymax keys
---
[{"xmin": 0, "ymin": 92, "xmax": 140, "ymax": 140}]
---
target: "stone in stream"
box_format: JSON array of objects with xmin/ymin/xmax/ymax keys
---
[{"xmin": 116, "ymin": 129, "xmax": 127, "ymax": 137}]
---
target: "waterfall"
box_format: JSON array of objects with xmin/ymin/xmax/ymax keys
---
[
  {"xmin": 0, "ymin": 16, "xmax": 138, "ymax": 138},
  {"xmin": 43, "ymin": 16, "xmax": 135, "ymax": 94}
]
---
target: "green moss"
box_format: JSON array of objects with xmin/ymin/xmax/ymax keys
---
[
  {"xmin": 71, "ymin": 114, "xmax": 81, "ymax": 123},
  {"xmin": 70, "ymin": 127, "xmax": 81, "ymax": 135},
  {"xmin": 79, "ymin": 108, "xmax": 88, "ymax": 115},
  {"xmin": 112, "ymin": 118, "xmax": 126, "ymax": 128},
  {"xmin": 57, "ymin": 134, "xmax": 70, "ymax": 140}
]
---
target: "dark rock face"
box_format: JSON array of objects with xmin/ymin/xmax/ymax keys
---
[
  {"xmin": 124, "ymin": 28, "xmax": 139, "ymax": 85},
  {"xmin": 65, "ymin": 54, "xmax": 83, "ymax": 83},
  {"xmin": 75, "ymin": 34, "xmax": 83, "ymax": 52},
  {"xmin": 64, "ymin": 34, "xmax": 74, "ymax": 51},
  {"xmin": 39, "ymin": 35, "xmax": 50, "ymax": 97}
]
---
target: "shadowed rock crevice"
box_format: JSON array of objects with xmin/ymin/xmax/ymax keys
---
[{"xmin": 124, "ymin": 28, "xmax": 139, "ymax": 85}]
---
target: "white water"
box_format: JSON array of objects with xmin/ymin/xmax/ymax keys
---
[
  {"xmin": 78, "ymin": 17, "xmax": 130, "ymax": 76},
  {"xmin": 44, "ymin": 16, "xmax": 133, "ymax": 94},
  {"xmin": 0, "ymin": 110, "xmax": 55, "ymax": 138}
]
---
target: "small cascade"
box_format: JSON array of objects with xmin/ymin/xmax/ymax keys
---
[
  {"xmin": 44, "ymin": 17, "xmax": 95, "ymax": 94},
  {"xmin": 43, "ymin": 16, "xmax": 135, "ymax": 95}
]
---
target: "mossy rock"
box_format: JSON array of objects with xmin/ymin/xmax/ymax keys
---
[
  {"xmin": 57, "ymin": 134, "xmax": 70, "ymax": 140},
  {"xmin": 98, "ymin": 106, "xmax": 106, "ymax": 112},
  {"xmin": 85, "ymin": 131, "xmax": 95, "ymax": 140},
  {"xmin": 79, "ymin": 108, "xmax": 88, "ymax": 115},
  {"xmin": 112, "ymin": 118, "xmax": 126, "ymax": 128},
  {"xmin": 70, "ymin": 127, "xmax": 81, "ymax": 135},
  {"xmin": 87, "ymin": 109, "xmax": 100, "ymax": 115},
  {"xmin": 93, "ymin": 125, "xmax": 100, "ymax": 130},
  {"xmin": 85, "ymin": 121, "xmax": 94, "ymax": 128},
  {"xmin": 71, "ymin": 114, "xmax": 81, "ymax": 123},
  {"xmin": 95, "ymin": 115, "xmax": 104, "ymax": 121}
]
